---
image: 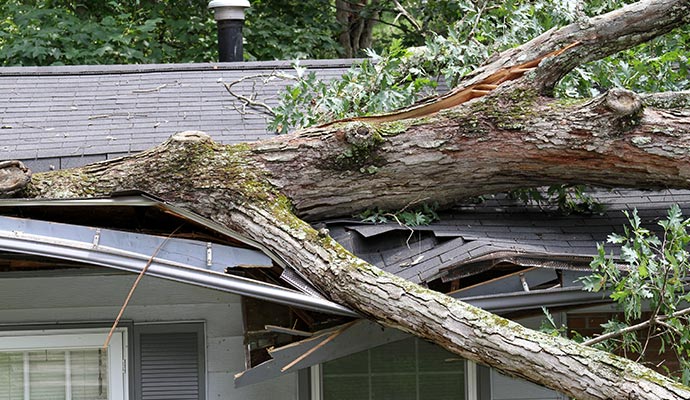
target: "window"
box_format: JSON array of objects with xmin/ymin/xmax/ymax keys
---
[
  {"xmin": 321, "ymin": 337, "xmax": 466, "ymax": 400},
  {"xmin": 0, "ymin": 329, "xmax": 127, "ymax": 400}
]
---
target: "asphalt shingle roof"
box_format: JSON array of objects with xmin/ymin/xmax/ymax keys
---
[{"xmin": 0, "ymin": 60, "xmax": 355, "ymax": 171}]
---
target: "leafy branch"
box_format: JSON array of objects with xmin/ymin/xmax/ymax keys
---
[
  {"xmin": 578, "ymin": 205, "xmax": 690, "ymax": 383},
  {"xmin": 509, "ymin": 185, "xmax": 604, "ymax": 215},
  {"xmin": 357, "ymin": 202, "xmax": 439, "ymax": 227}
]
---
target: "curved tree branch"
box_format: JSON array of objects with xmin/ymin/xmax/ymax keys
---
[
  {"xmin": 391, "ymin": 0, "xmax": 423, "ymax": 33},
  {"xmin": 583, "ymin": 305, "xmax": 690, "ymax": 347},
  {"xmin": 220, "ymin": 72, "xmax": 299, "ymax": 117},
  {"xmin": 475, "ymin": 0, "xmax": 690, "ymax": 92}
]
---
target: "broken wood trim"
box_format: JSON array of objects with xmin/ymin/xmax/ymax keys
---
[
  {"xmin": 280, "ymin": 320, "xmax": 357, "ymax": 373},
  {"xmin": 265, "ymin": 324, "xmax": 314, "ymax": 337}
]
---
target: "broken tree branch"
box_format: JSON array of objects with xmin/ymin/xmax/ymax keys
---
[
  {"xmin": 103, "ymin": 226, "xmax": 181, "ymax": 348},
  {"xmin": 220, "ymin": 72, "xmax": 298, "ymax": 117},
  {"xmin": 583, "ymin": 306, "xmax": 690, "ymax": 347},
  {"xmin": 464, "ymin": 0, "xmax": 690, "ymax": 94}
]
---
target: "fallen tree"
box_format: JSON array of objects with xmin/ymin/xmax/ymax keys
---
[{"xmin": 4, "ymin": 0, "xmax": 690, "ymax": 398}]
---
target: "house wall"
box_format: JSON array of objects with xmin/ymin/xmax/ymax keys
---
[
  {"xmin": 567, "ymin": 304, "xmax": 679, "ymax": 378},
  {"xmin": 0, "ymin": 270, "xmax": 299, "ymax": 400}
]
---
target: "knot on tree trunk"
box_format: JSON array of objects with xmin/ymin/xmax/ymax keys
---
[
  {"xmin": 0, "ymin": 160, "xmax": 32, "ymax": 197},
  {"xmin": 329, "ymin": 123, "xmax": 386, "ymax": 172},
  {"xmin": 605, "ymin": 88, "xmax": 643, "ymax": 116},
  {"xmin": 169, "ymin": 131, "xmax": 213, "ymax": 143},
  {"xmin": 163, "ymin": 131, "xmax": 217, "ymax": 164},
  {"xmin": 344, "ymin": 123, "xmax": 378, "ymax": 147}
]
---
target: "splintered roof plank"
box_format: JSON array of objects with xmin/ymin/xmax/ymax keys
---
[
  {"xmin": 234, "ymin": 320, "xmax": 407, "ymax": 387},
  {"xmin": 344, "ymin": 224, "xmax": 399, "ymax": 238},
  {"xmin": 430, "ymin": 230, "xmax": 465, "ymax": 237},
  {"xmin": 392, "ymin": 240, "xmax": 487, "ymax": 280},
  {"xmin": 449, "ymin": 267, "xmax": 558, "ymax": 298}
]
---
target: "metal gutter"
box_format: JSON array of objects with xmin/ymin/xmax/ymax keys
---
[
  {"xmin": 0, "ymin": 215, "xmax": 358, "ymax": 317},
  {"xmin": 0, "ymin": 195, "xmax": 285, "ymax": 264},
  {"xmin": 0, "ymin": 193, "xmax": 327, "ymax": 300},
  {"xmin": 0, "ymin": 196, "xmax": 159, "ymax": 207}
]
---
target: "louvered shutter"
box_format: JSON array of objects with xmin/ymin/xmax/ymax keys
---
[{"xmin": 135, "ymin": 325, "xmax": 205, "ymax": 400}]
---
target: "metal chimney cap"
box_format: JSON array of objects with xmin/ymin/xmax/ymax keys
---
[
  {"xmin": 208, "ymin": 0, "xmax": 250, "ymax": 20},
  {"xmin": 208, "ymin": 0, "xmax": 249, "ymax": 21}
]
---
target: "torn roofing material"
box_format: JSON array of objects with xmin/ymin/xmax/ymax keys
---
[
  {"xmin": 325, "ymin": 189, "xmax": 690, "ymax": 286},
  {"xmin": 232, "ymin": 190, "xmax": 690, "ymax": 388}
]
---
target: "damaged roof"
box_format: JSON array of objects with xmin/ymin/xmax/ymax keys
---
[
  {"xmin": 2, "ymin": 59, "xmax": 687, "ymax": 304},
  {"xmin": 326, "ymin": 189, "xmax": 690, "ymax": 295},
  {"xmin": 0, "ymin": 193, "xmax": 357, "ymax": 317}
]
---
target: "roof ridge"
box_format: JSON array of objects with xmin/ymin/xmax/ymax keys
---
[{"xmin": 0, "ymin": 59, "xmax": 362, "ymax": 77}]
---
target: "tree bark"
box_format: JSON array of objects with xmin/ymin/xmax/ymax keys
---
[
  {"xmin": 249, "ymin": 86, "xmax": 690, "ymax": 220},
  {"xmin": 335, "ymin": 0, "xmax": 379, "ymax": 58},
  {"xmin": 10, "ymin": 0, "xmax": 690, "ymax": 399}
]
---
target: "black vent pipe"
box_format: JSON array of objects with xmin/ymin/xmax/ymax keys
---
[{"xmin": 208, "ymin": 0, "xmax": 250, "ymax": 62}]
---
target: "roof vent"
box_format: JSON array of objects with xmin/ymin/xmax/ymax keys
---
[{"xmin": 208, "ymin": 0, "xmax": 250, "ymax": 62}]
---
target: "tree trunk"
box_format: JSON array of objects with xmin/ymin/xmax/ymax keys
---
[
  {"xmin": 335, "ymin": 0, "xmax": 378, "ymax": 58},
  {"xmin": 7, "ymin": 0, "xmax": 690, "ymax": 399},
  {"xmin": 250, "ymin": 87, "xmax": 690, "ymax": 220}
]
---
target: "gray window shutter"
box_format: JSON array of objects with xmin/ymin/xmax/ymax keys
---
[{"xmin": 134, "ymin": 324, "xmax": 205, "ymax": 400}]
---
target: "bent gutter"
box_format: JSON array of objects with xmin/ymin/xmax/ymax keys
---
[
  {"xmin": 0, "ymin": 216, "xmax": 358, "ymax": 317},
  {"xmin": 0, "ymin": 194, "xmax": 325, "ymax": 300}
]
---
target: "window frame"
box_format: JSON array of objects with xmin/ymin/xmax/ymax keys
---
[
  {"xmin": 0, "ymin": 327, "xmax": 129, "ymax": 400},
  {"xmin": 310, "ymin": 337, "xmax": 478, "ymax": 400}
]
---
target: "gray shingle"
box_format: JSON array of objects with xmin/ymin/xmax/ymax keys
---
[
  {"xmin": 2, "ymin": 60, "xmax": 357, "ymax": 165},
  {"xmin": 60, "ymin": 154, "xmax": 107, "ymax": 169},
  {"xmin": 21, "ymin": 157, "xmax": 59, "ymax": 172}
]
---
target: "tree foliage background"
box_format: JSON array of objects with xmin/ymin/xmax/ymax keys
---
[
  {"xmin": 266, "ymin": 0, "xmax": 689, "ymax": 132},
  {"xmin": 0, "ymin": 0, "xmax": 217, "ymax": 65}
]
